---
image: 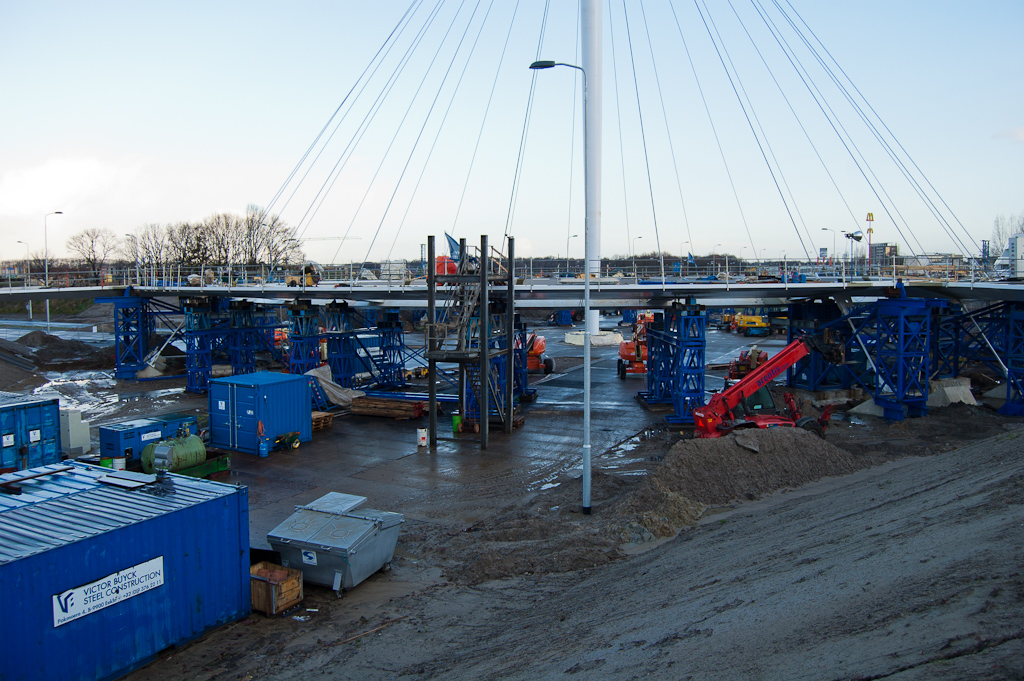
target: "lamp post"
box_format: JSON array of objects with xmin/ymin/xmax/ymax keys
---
[
  {"xmin": 531, "ymin": 58, "xmax": 595, "ymax": 514},
  {"xmin": 44, "ymin": 211, "xmax": 62, "ymax": 332},
  {"xmin": 679, "ymin": 241, "xmax": 689, "ymax": 278},
  {"xmin": 632, "ymin": 236, "xmax": 643, "ymax": 277},
  {"xmin": 713, "ymin": 243, "xmax": 722, "ymax": 277},
  {"xmin": 17, "ymin": 241, "xmax": 31, "ymax": 320},
  {"xmin": 566, "ymin": 234, "xmax": 578, "ymax": 276}
]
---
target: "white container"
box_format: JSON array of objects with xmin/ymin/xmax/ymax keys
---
[
  {"xmin": 417, "ymin": 428, "xmax": 427, "ymax": 447},
  {"xmin": 112, "ymin": 456, "xmax": 126, "ymax": 471}
]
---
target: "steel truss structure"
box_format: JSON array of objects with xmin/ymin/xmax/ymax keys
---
[
  {"xmin": 426, "ymin": 235, "xmax": 516, "ymax": 449},
  {"xmin": 641, "ymin": 300, "xmax": 706, "ymax": 424}
]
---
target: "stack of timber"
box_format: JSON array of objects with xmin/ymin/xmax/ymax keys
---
[
  {"xmin": 311, "ymin": 411, "xmax": 335, "ymax": 431},
  {"xmin": 351, "ymin": 396, "xmax": 430, "ymax": 420}
]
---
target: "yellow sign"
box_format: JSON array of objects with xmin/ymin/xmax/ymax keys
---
[{"xmin": 866, "ymin": 212, "xmax": 874, "ymax": 222}]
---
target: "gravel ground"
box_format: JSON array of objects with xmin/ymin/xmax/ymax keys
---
[{"xmin": 129, "ymin": 420, "xmax": 1024, "ymax": 681}]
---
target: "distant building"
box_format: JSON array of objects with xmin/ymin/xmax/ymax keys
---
[
  {"xmin": 995, "ymin": 234, "xmax": 1024, "ymax": 278},
  {"xmin": 869, "ymin": 242, "xmax": 898, "ymax": 270}
]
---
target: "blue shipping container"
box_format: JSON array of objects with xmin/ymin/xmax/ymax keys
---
[
  {"xmin": 0, "ymin": 462, "xmax": 250, "ymax": 681},
  {"xmin": 0, "ymin": 396, "xmax": 61, "ymax": 472},
  {"xmin": 209, "ymin": 372, "xmax": 312, "ymax": 455}
]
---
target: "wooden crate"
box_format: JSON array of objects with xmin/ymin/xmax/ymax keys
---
[{"xmin": 250, "ymin": 561, "xmax": 303, "ymax": 615}]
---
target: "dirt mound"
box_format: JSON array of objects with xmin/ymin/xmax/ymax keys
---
[
  {"xmin": 651, "ymin": 427, "xmax": 860, "ymax": 506},
  {"xmin": 16, "ymin": 330, "xmax": 115, "ymax": 370},
  {"xmin": 426, "ymin": 428, "xmax": 863, "ymax": 585},
  {"xmin": 16, "ymin": 330, "xmax": 55, "ymax": 348}
]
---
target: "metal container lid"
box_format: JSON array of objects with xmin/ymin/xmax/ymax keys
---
[
  {"xmin": 345, "ymin": 509, "xmax": 405, "ymax": 531},
  {"xmin": 301, "ymin": 492, "xmax": 366, "ymax": 515},
  {"xmin": 267, "ymin": 509, "xmax": 333, "ymax": 544},
  {"xmin": 268, "ymin": 511, "xmax": 378, "ymax": 553}
]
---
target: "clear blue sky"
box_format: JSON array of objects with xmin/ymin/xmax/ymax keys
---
[{"xmin": 2, "ymin": 1, "xmax": 1021, "ymax": 264}]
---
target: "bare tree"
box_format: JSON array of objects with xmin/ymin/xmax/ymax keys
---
[
  {"xmin": 240, "ymin": 205, "xmax": 303, "ymax": 266},
  {"xmin": 66, "ymin": 227, "xmax": 119, "ymax": 284},
  {"xmin": 992, "ymin": 211, "xmax": 1024, "ymax": 254},
  {"xmin": 137, "ymin": 223, "xmax": 168, "ymax": 267},
  {"xmin": 166, "ymin": 221, "xmax": 209, "ymax": 265}
]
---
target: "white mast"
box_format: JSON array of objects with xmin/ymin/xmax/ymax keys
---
[{"xmin": 582, "ymin": 0, "xmax": 601, "ymax": 335}]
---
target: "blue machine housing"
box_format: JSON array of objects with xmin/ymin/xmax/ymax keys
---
[
  {"xmin": 0, "ymin": 396, "xmax": 61, "ymax": 472},
  {"xmin": 209, "ymin": 371, "xmax": 312, "ymax": 454},
  {"xmin": 98, "ymin": 413, "xmax": 201, "ymax": 460},
  {"xmin": 0, "ymin": 462, "xmax": 250, "ymax": 681},
  {"xmin": 98, "ymin": 418, "xmax": 164, "ymax": 460}
]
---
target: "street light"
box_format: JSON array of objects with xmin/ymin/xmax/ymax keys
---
[
  {"xmin": 679, "ymin": 241, "xmax": 689, "ymax": 278},
  {"xmin": 530, "ymin": 58, "xmax": 595, "ymax": 515},
  {"xmin": 566, "ymin": 234, "xmax": 578, "ymax": 276},
  {"xmin": 44, "ymin": 211, "xmax": 62, "ymax": 332},
  {"xmin": 16, "ymin": 241, "xmax": 31, "ymax": 320},
  {"xmin": 632, "ymin": 236, "xmax": 643, "ymax": 277}
]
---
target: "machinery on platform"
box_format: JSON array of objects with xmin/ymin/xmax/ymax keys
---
[
  {"xmin": 618, "ymin": 313, "xmax": 654, "ymax": 379},
  {"xmin": 732, "ymin": 313, "xmax": 770, "ymax": 337},
  {"xmin": 522, "ymin": 331, "xmax": 554, "ymax": 374},
  {"xmin": 693, "ymin": 335, "xmax": 844, "ymax": 438},
  {"xmin": 728, "ymin": 346, "xmax": 770, "ymax": 379}
]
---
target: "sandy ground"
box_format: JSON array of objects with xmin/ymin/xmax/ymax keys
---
[{"xmin": 128, "ymin": 413, "xmax": 1024, "ymax": 681}]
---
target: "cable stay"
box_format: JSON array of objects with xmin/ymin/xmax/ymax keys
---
[
  {"xmin": 265, "ymin": 0, "xmax": 422, "ymax": 226},
  {"xmin": 695, "ymin": 0, "xmax": 811, "ymax": 262},
  {"xmin": 667, "ymin": 3, "xmax": 760, "ymax": 269},
  {"xmin": 608, "ymin": 0, "xmax": 633, "ymax": 267},
  {"xmin": 503, "ymin": 0, "xmax": 554, "ymax": 242},
  {"xmin": 622, "ymin": 0, "xmax": 666, "ymax": 284},
  {"xmin": 637, "ymin": 0, "xmax": 695, "ymax": 263},
  {"xmin": 779, "ymin": 0, "xmax": 981, "ymax": 258},
  {"xmin": 382, "ymin": 0, "xmax": 498, "ymax": 265}
]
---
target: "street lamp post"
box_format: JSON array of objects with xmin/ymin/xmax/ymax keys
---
[
  {"xmin": 566, "ymin": 234, "xmax": 578, "ymax": 276},
  {"xmin": 17, "ymin": 241, "xmax": 31, "ymax": 320},
  {"xmin": 632, "ymin": 236, "xmax": 643, "ymax": 277},
  {"xmin": 44, "ymin": 211, "xmax": 62, "ymax": 333},
  {"xmin": 531, "ymin": 58, "xmax": 595, "ymax": 514},
  {"xmin": 679, "ymin": 241, "xmax": 688, "ymax": 278}
]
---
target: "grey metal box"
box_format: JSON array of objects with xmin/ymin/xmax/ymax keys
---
[{"xmin": 267, "ymin": 493, "xmax": 403, "ymax": 592}]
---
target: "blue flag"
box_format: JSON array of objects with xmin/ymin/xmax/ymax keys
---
[
  {"xmin": 687, "ymin": 252, "xmax": 696, "ymax": 266},
  {"xmin": 444, "ymin": 233, "xmax": 461, "ymax": 260}
]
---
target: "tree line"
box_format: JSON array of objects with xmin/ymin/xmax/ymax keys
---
[{"xmin": 63, "ymin": 205, "xmax": 305, "ymax": 283}]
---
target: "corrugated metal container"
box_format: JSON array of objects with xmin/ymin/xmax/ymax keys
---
[
  {"xmin": 268, "ymin": 492, "xmax": 403, "ymax": 592},
  {"xmin": 209, "ymin": 372, "xmax": 311, "ymax": 455},
  {"xmin": 0, "ymin": 462, "xmax": 250, "ymax": 681},
  {"xmin": 98, "ymin": 417, "xmax": 163, "ymax": 460},
  {"xmin": 0, "ymin": 395, "xmax": 61, "ymax": 472}
]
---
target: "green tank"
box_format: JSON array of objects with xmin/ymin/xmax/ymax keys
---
[{"xmin": 140, "ymin": 435, "xmax": 207, "ymax": 474}]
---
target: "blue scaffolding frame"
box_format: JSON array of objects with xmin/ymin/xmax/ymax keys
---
[{"xmin": 641, "ymin": 300, "xmax": 706, "ymax": 424}]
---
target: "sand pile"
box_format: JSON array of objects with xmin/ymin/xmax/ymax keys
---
[
  {"xmin": 428, "ymin": 427, "xmax": 866, "ymax": 585},
  {"xmin": 649, "ymin": 427, "xmax": 860, "ymax": 506},
  {"xmin": 17, "ymin": 331, "xmax": 114, "ymax": 369}
]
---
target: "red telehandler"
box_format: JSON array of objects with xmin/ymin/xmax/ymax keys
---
[{"xmin": 693, "ymin": 334, "xmax": 844, "ymax": 439}]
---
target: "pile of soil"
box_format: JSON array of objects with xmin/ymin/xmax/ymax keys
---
[
  {"xmin": 419, "ymin": 428, "xmax": 862, "ymax": 585},
  {"xmin": 646, "ymin": 427, "xmax": 859, "ymax": 506},
  {"xmin": 16, "ymin": 331, "xmax": 114, "ymax": 370}
]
